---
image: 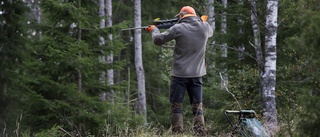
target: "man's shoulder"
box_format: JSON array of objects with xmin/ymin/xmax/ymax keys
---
[
  {"xmin": 166, "ymin": 23, "xmax": 184, "ymax": 34},
  {"xmin": 171, "ymin": 23, "xmax": 184, "ymax": 29}
]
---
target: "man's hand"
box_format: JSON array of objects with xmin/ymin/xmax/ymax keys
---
[{"xmin": 144, "ymin": 25, "xmax": 156, "ymax": 32}]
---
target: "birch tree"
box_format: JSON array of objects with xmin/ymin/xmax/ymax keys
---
[
  {"xmin": 221, "ymin": 0, "xmax": 227, "ymax": 57},
  {"xmin": 134, "ymin": 0, "xmax": 147, "ymax": 125},
  {"xmin": 207, "ymin": 0, "xmax": 215, "ymax": 33},
  {"xmin": 206, "ymin": 0, "xmax": 216, "ymax": 73},
  {"xmin": 220, "ymin": 0, "xmax": 228, "ymax": 86},
  {"xmin": 249, "ymin": 0, "xmax": 278, "ymax": 135},
  {"xmin": 106, "ymin": 0, "xmax": 114, "ymax": 103},
  {"xmin": 99, "ymin": 0, "xmax": 114, "ymax": 102},
  {"xmin": 99, "ymin": 0, "xmax": 106, "ymax": 100},
  {"xmin": 263, "ymin": 0, "xmax": 279, "ymax": 134}
]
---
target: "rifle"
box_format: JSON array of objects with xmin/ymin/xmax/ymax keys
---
[
  {"xmin": 121, "ymin": 18, "xmax": 178, "ymax": 31},
  {"xmin": 121, "ymin": 15, "xmax": 208, "ymax": 31}
]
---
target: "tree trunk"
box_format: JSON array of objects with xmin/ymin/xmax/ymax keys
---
[
  {"xmin": 106, "ymin": 0, "xmax": 114, "ymax": 104},
  {"xmin": 206, "ymin": 0, "xmax": 216, "ymax": 83},
  {"xmin": 249, "ymin": 0, "xmax": 264, "ymax": 73},
  {"xmin": 99, "ymin": 0, "xmax": 107, "ymax": 100},
  {"xmin": 249, "ymin": 0, "xmax": 265, "ymax": 113},
  {"xmin": 207, "ymin": 0, "xmax": 215, "ymax": 33},
  {"xmin": 238, "ymin": 0, "xmax": 245, "ymax": 61},
  {"xmin": 77, "ymin": 0, "xmax": 82, "ymax": 92},
  {"xmin": 220, "ymin": 0, "xmax": 228, "ymax": 87},
  {"xmin": 206, "ymin": 0, "xmax": 217, "ymax": 83},
  {"xmin": 263, "ymin": 0, "xmax": 279, "ymax": 135},
  {"xmin": 221, "ymin": 0, "xmax": 227, "ymax": 57},
  {"xmin": 134, "ymin": 0, "xmax": 147, "ymax": 125},
  {"xmin": 249, "ymin": 0, "xmax": 264, "ymax": 96}
]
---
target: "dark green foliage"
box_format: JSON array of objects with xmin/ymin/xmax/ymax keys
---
[
  {"xmin": 1, "ymin": 0, "xmax": 320, "ymax": 136},
  {"xmin": 275, "ymin": 0, "xmax": 320, "ymax": 136},
  {"xmin": 20, "ymin": 0, "xmax": 128, "ymax": 135},
  {"xmin": 0, "ymin": 0, "xmax": 29, "ymax": 132},
  {"xmin": 280, "ymin": 11, "xmax": 320, "ymax": 136},
  {"xmin": 1, "ymin": 0, "xmax": 129, "ymax": 136}
]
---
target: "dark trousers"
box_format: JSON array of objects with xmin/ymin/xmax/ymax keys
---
[{"xmin": 170, "ymin": 76, "xmax": 203, "ymax": 115}]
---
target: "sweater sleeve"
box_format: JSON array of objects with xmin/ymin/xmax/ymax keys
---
[
  {"xmin": 151, "ymin": 26, "xmax": 178, "ymax": 46},
  {"xmin": 205, "ymin": 22, "xmax": 214, "ymax": 37}
]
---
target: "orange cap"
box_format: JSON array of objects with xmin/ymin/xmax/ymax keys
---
[{"xmin": 175, "ymin": 6, "xmax": 196, "ymax": 17}]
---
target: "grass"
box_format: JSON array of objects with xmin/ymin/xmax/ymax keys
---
[
  {"xmin": 1, "ymin": 113, "xmax": 294, "ymax": 137},
  {"xmin": 1, "ymin": 121, "xmax": 230, "ymax": 137}
]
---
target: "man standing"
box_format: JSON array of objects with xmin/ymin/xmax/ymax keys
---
[{"xmin": 146, "ymin": 6, "xmax": 213, "ymax": 136}]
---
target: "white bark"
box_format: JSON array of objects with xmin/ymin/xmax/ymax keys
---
[
  {"xmin": 99, "ymin": 0, "xmax": 106, "ymax": 100},
  {"xmin": 105, "ymin": 0, "xmax": 114, "ymax": 104},
  {"xmin": 206, "ymin": 0, "xmax": 216, "ymax": 79},
  {"xmin": 220, "ymin": 0, "xmax": 228, "ymax": 87},
  {"xmin": 221, "ymin": 0, "xmax": 227, "ymax": 58},
  {"xmin": 207, "ymin": 0, "xmax": 215, "ymax": 33},
  {"xmin": 263, "ymin": 0, "xmax": 279, "ymax": 135},
  {"xmin": 134, "ymin": 0, "xmax": 147, "ymax": 125}
]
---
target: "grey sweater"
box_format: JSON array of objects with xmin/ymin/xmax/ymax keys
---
[{"xmin": 151, "ymin": 16, "xmax": 213, "ymax": 78}]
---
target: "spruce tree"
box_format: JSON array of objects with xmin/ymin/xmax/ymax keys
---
[
  {"xmin": 13, "ymin": 0, "xmax": 125, "ymax": 135},
  {"xmin": 0, "ymin": 0, "xmax": 29, "ymax": 133}
]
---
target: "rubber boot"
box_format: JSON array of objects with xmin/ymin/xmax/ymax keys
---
[
  {"xmin": 192, "ymin": 103, "xmax": 207, "ymax": 136},
  {"xmin": 172, "ymin": 113, "xmax": 183, "ymax": 134},
  {"xmin": 171, "ymin": 103, "xmax": 183, "ymax": 134}
]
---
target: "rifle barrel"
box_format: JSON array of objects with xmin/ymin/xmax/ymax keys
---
[{"xmin": 121, "ymin": 26, "xmax": 147, "ymax": 31}]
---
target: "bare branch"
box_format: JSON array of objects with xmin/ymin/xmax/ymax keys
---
[
  {"xmin": 219, "ymin": 72, "xmax": 242, "ymax": 110},
  {"xmin": 211, "ymin": 43, "xmax": 258, "ymax": 62}
]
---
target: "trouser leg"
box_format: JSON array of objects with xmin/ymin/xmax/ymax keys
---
[
  {"xmin": 170, "ymin": 77, "xmax": 187, "ymax": 134},
  {"xmin": 187, "ymin": 77, "xmax": 207, "ymax": 136}
]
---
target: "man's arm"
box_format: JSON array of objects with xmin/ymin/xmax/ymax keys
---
[
  {"xmin": 151, "ymin": 26, "xmax": 177, "ymax": 46},
  {"xmin": 205, "ymin": 22, "xmax": 214, "ymax": 37}
]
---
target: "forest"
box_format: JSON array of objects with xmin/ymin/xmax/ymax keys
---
[{"xmin": 0, "ymin": 0, "xmax": 319, "ymax": 136}]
